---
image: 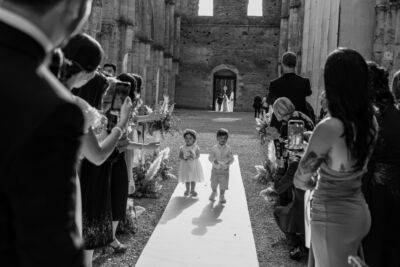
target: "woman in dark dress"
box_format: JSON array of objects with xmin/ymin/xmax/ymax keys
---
[
  {"xmin": 60, "ymin": 34, "xmax": 133, "ymax": 267},
  {"xmin": 362, "ymin": 62, "xmax": 400, "ymax": 267},
  {"xmin": 102, "ymin": 73, "xmax": 137, "ymax": 252}
]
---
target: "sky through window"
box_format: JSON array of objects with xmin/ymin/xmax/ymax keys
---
[
  {"xmin": 248, "ymin": 0, "xmax": 263, "ymax": 16},
  {"xmin": 198, "ymin": 0, "xmax": 213, "ymax": 16}
]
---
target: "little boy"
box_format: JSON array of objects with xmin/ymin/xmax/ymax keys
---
[{"xmin": 208, "ymin": 128, "xmax": 234, "ymax": 204}]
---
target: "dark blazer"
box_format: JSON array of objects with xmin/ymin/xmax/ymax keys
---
[
  {"xmin": 0, "ymin": 21, "xmax": 84, "ymax": 267},
  {"xmin": 267, "ymin": 73, "xmax": 312, "ymax": 115},
  {"xmin": 267, "ymin": 73, "xmax": 312, "ymax": 129}
]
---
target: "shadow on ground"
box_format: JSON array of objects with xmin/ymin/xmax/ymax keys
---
[{"xmin": 191, "ymin": 202, "xmax": 225, "ymax": 236}]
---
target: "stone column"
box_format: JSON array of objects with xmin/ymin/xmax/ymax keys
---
[
  {"xmin": 288, "ymin": 0, "xmax": 303, "ymax": 74},
  {"xmin": 278, "ymin": 0, "xmax": 290, "ymax": 61},
  {"xmin": 83, "ymin": 0, "xmax": 103, "ymax": 38},
  {"xmin": 118, "ymin": 0, "xmax": 136, "ymax": 73},
  {"xmin": 373, "ymin": 0, "xmax": 387, "ymax": 64},
  {"xmin": 99, "ymin": 0, "xmax": 119, "ymax": 66},
  {"xmin": 393, "ymin": 4, "xmax": 400, "ymax": 73}
]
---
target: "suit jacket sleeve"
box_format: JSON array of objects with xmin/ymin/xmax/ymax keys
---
[
  {"xmin": 304, "ymin": 78, "xmax": 312, "ymax": 97},
  {"xmin": 267, "ymin": 81, "xmax": 277, "ymax": 105},
  {"xmin": 10, "ymin": 102, "xmax": 85, "ymax": 267}
]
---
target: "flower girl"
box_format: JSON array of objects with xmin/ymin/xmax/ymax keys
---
[{"xmin": 178, "ymin": 129, "xmax": 205, "ymax": 197}]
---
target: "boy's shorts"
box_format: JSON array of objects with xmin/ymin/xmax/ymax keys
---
[{"xmin": 210, "ymin": 168, "xmax": 229, "ymax": 190}]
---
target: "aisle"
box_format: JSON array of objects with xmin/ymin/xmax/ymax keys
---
[{"xmin": 136, "ymin": 154, "xmax": 259, "ymax": 267}]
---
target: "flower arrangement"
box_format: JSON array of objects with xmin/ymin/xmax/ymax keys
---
[
  {"xmin": 158, "ymin": 147, "xmax": 177, "ymax": 180},
  {"xmin": 132, "ymin": 147, "xmax": 176, "ymax": 198},
  {"xmin": 255, "ymin": 113, "xmax": 280, "ymax": 144},
  {"xmin": 147, "ymin": 94, "xmax": 182, "ymax": 137},
  {"xmin": 253, "ymin": 158, "xmax": 276, "ymax": 184}
]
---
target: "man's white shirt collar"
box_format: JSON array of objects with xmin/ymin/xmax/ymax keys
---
[{"xmin": 0, "ymin": 7, "xmax": 53, "ymax": 53}]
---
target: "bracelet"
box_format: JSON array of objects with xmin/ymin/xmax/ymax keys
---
[{"xmin": 112, "ymin": 127, "xmax": 123, "ymax": 139}]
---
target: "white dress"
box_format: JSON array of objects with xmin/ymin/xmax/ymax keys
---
[
  {"xmin": 228, "ymin": 92, "xmax": 234, "ymax": 112},
  {"xmin": 178, "ymin": 144, "xmax": 205, "ymax": 183}
]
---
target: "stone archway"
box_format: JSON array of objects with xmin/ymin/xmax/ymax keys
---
[{"xmin": 209, "ymin": 64, "xmax": 242, "ymax": 111}]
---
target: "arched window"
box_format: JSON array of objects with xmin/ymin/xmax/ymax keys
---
[
  {"xmin": 248, "ymin": 0, "xmax": 263, "ymax": 16},
  {"xmin": 198, "ymin": 0, "xmax": 213, "ymax": 16}
]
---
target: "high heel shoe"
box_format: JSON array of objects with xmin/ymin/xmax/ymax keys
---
[{"xmin": 110, "ymin": 239, "xmax": 127, "ymax": 253}]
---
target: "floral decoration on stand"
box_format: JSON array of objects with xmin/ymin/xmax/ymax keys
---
[
  {"xmin": 132, "ymin": 147, "xmax": 177, "ymax": 198},
  {"xmin": 254, "ymin": 113, "xmax": 281, "ymax": 203},
  {"xmin": 147, "ymin": 94, "xmax": 182, "ymax": 137},
  {"xmin": 255, "ymin": 113, "xmax": 280, "ymax": 145}
]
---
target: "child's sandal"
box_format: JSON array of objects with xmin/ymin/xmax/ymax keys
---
[{"xmin": 190, "ymin": 191, "xmax": 198, "ymax": 197}]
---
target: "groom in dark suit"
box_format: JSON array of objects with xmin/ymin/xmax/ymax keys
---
[
  {"xmin": 268, "ymin": 52, "xmax": 312, "ymax": 128},
  {"xmin": 0, "ymin": 0, "xmax": 93, "ymax": 266}
]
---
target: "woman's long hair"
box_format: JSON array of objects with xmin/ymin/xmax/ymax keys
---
[{"xmin": 324, "ymin": 48, "xmax": 376, "ymax": 169}]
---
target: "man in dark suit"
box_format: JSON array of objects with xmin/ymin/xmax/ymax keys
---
[
  {"xmin": 268, "ymin": 52, "xmax": 313, "ymax": 128},
  {"xmin": 0, "ymin": 0, "xmax": 93, "ymax": 266}
]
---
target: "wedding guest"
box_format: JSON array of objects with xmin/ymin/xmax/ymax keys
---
[
  {"xmin": 61, "ymin": 33, "xmax": 133, "ymax": 267},
  {"xmin": 253, "ymin": 96, "xmax": 262, "ymax": 118},
  {"xmin": 267, "ymin": 52, "xmax": 312, "ymax": 128},
  {"xmin": 104, "ymin": 72, "xmax": 158, "ymax": 252},
  {"xmin": 208, "ymin": 129, "xmax": 234, "ymax": 204},
  {"xmin": 261, "ymin": 95, "xmax": 269, "ymax": 116},
  {"xmin": 271, "ymin": 97, "xmax": 314, "ymax": 261},
  {"xmin": 392, "ymin": 70, "xmax": 400, "ymax": 104},
  {"xmin": 362, "ymin": 62, "xmax": 400, "ymax": 267},
  {"xmin": 272, "ymin": 97, "xmax": 314, "ymax": 139},
  {"xmin": 103, "ymin": 63, "xmax": 117, "ymax": 77},
  {"xmin": 72, "ymin": 71, "xmax": 109, "ymax": 109},
  {"xmin": 178, "ymin": 129, "xmax": 205, "ymax": 197},
  {"xmin": 0, "ymin": 0, "xmax": 92, "ymax": 266},
  {"xmin": 294, "ymin": 48, "xmax": 378, "ymax": 267}
]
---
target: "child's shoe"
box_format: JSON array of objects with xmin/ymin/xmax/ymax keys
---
[
  {"xmin": 184, "ymin": 190, "xmax": 190, "ymax": 197},
  {"xmin": 190, "ymin": 191, "xmax": 198, "ymax": 197},
  {"xmin": 209, "ymin": 191, "xmax": 217, "ymax": 201},
  {"xmin": 219, "ymin": 195, "xmax": 226, "ymax": 204}
]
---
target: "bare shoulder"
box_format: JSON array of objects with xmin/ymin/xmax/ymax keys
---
[
  {"xmin": 316, "ymin": 116, "xmax": 343, "ymax": 136},
  {"xmin": 308, "ymin": 117, "xmax": 343, "ymax": 149}
]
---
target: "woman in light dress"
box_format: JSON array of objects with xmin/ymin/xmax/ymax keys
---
[{"xmin": 294, "ymin": 48, "xmax": 377, "ymax": 267}]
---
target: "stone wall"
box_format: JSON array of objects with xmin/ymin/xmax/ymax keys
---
[
  {"xmin": 176, "ymin": 0, "xmax": 282, "ymax": 111},
  {"xmin": 82, "ymin": 0, "xmax": 181, "ymax": 106},
  {"xmin": 373, "ymin": 0, "xmax": 400, "ymax": 79}
]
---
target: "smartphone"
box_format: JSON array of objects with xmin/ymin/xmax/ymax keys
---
[
  {"xmin": 288, "ymin": 119, "xmax": 305, "ymax": 151},
  {"xmin": 111, "ymin": 81, "xmax": 131, "ymax": 111}
]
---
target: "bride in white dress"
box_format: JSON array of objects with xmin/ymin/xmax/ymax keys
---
[
  {"xmin": 227, "ymin": 91, "xmax": 234, "ymax": 112},
  {"xmin": 221, "ymin": 86, "xmax": 229, "ymax": 112}
]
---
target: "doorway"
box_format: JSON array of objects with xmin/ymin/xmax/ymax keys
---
[{"xmin": 213, "ymin": 69, "xmax": 237, "ymax": 111}]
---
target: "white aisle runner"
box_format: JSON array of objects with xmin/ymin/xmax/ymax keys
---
[{"xmin": 136, "ymin": 154, "xmax": 259, "ymax": 267}]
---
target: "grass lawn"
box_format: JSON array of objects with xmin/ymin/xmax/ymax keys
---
[{"xmin": 93, "ymin": 109, "xmax": 306, "ymax": 267}]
